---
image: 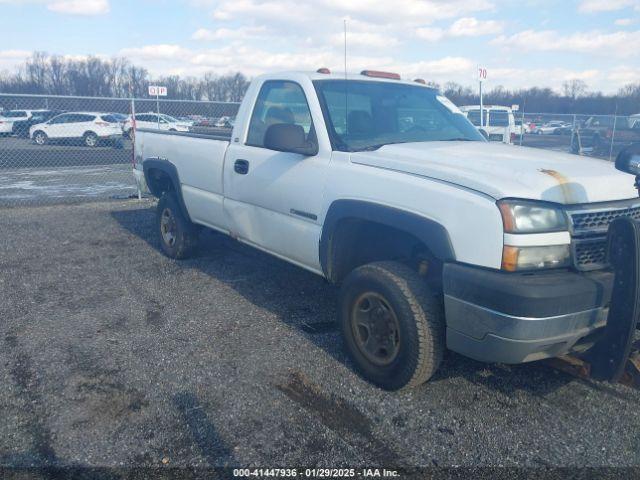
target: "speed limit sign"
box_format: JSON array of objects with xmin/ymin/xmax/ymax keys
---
[{"xmin": 478, "ymin": 67, "xmax": 488, "ymax": 82}]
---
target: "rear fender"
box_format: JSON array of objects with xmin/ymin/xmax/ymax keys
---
[{"xmin": 143, "ymin": 158, "xmax": 192, "ymax": 222}]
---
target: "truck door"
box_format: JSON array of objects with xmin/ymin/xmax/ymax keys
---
[{"xmin": 223, "ymin": 79, "xmax": 329, "ymax": 273}]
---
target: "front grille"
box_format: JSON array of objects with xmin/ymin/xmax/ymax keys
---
[
  {"xmin": 488, "ymin": 134, "xmax": 504, "ymax": 142},
  {"xmin": 574, "ymin": 238, "xmax": 608, "ymax": 270},
  {"xmin": 570, "ymin": 205, "xmax": 640, "ymax": 234},
  {"xmin": 567, "ymin": 199, "xmax": 640, "ymax": 271}
]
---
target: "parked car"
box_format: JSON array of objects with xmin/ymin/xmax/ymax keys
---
[
  {"xmin": 513, "ymin": 120, "xmax": 532, "ymax": 138},
  {"xmin": 214, "ymin": 116, "xmax": 235, "ymax": 128},
  {"xmin": 12, "ymin": 110, "xmax": 64, "ymax": 138},
  {"xmin": 30, "ymin": 112, "xmax": 124, "ymax": 147},
  {"xmin": 123, "ymin": 113, "xmax": 193, "ymax": 138},
  {"xmin": 571, "ymin": 116, "xmax": 640, "ymax": 154},
  {"xmin": 460, "ymin": 105, "xmax": 516, "ymax": 144},
  {"xmin": 133, "ymin": 69, "xmax": 639, "ymax": 391},
  {"xmin": 533, "ymin": 121, "xmax": 573, "ymax": 135},
  {"xmin": 0, "ymin": 109, "xmax": 34, "ymax": 136}
]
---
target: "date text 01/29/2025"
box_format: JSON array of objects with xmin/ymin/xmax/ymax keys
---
[{"xmin": 232, "ymin": 468, "xmax": 400, "ymax": 477}]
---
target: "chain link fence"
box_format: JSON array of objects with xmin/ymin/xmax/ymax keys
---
[
  {"xmin": 1, "ymin": 92, "xmax": 639, "ymax": 206},
  {"xmin": 0, "ymin": 93, "xmax": 239, "ymax": 206},
  {"xmin": 515, "ymin": 112, "xmax": 640, "ymax": 161}
]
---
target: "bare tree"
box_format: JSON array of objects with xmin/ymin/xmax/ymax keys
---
[{"xmin": 562, "ymin": 79, "xmax": 588, "ymax": 100}]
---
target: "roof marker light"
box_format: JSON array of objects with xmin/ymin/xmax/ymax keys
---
[{"xmin": 360, "ymin": 70, "xmax": 401, "ymax": 80}]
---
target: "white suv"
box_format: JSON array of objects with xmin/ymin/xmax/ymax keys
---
[
  {"xmin": 123, "ymin": 113, "xmax": 192, "ymax": 138},
  {"xmin": 460, "ymin": 105, "xmax": 516, "ymax": 144},
  {"xmin": 0, "ymin": 110, "xmax": 33, "ymax": 135},
  {"xmin": 30, "ymin": 112, "xmax": 123, "ymax": 147}
]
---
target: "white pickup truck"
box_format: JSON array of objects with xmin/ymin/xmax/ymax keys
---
[{"xmin": 133, "ymin": 69, "xmax": 640, "ymax": 391}]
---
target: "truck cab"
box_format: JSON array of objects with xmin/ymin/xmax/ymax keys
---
[
  {"xmin": 133, "ymin": 70, "xmax": 639, "ymax": 391},
  {"xmin": 460, "ymin": 105, "xmax": 516, "ymax": 144}
]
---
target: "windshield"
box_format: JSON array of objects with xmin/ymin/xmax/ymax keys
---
[
  {"xmin": 161, "ymin": 114, "xmax": 179, "ymax": 123},
  {"xmin": 314, "ymin": 80, "xmax": 484, "ymax": 152},
  {"xmin": 490, "ymin": 111, "xmax": 510, "ymax": 127}
]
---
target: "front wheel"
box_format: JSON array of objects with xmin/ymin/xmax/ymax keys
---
[
  {"xmin": 157, "ymin": 192, "xmax": 199, "ymax": 259},
  {"xmin": 339, "ymin": 261, "xmax": 445, "ymax": 391},
  {"xmin": 83, "ymin": 132, "xmax": 99, "ymax": 147},
  {"xmin": 33, "ymin": 131, "xmax": 48, "ymax": 145}
]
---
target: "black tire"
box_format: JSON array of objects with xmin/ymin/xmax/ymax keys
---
[
  {"xmin": 339, "ymin": 261, "xmax": 445, "ymax": 391},
  {"xmin": 33, "ymin": 130, "xmax": 48, "ymax": 145},
  {"xmin": 156, "ymin": 192, "xmax": 198, "ymax": 259},
  {"xmin": 83, "ymin": 132, "xmax": 99, "ymax": 147}
]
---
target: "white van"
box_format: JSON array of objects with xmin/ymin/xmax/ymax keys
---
[{"xmin": 460, "ymin": 105, "xmax": 516, "ymax": 144}]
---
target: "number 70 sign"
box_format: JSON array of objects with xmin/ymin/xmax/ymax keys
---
[{"xmin": 478, "ymin": 67, "xmax": 488, "ymax": 82}]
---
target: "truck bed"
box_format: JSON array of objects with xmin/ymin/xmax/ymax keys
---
[{"xmin": 135, "ymin": 128, "xmax": 231, "ymax": 230}]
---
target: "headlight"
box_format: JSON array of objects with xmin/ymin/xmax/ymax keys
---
[
  {"xmin": 502, "ymin": 245, "xmax": 571, "ymax": 271},
  {"xmin": 498, "ymin": 199, "xmax": 567, "ymax": 233}
]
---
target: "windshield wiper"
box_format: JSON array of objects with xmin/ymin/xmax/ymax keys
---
[{"xmin": 439, "ymin": 138, "xmax": 474, "ymax": 141}]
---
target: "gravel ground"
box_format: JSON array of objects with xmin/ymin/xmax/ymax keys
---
[{"xmin": 1, "ymin": 200, "xmax": 640, "ymax": 473}]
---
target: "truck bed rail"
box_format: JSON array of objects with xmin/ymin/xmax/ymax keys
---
[{"xmin": 136, "ymin": 127, "xmax": 232, "ymax": 142}]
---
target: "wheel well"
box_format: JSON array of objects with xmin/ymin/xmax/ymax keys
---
[
  {"xmin": 326, "ymin": 218, "xmax": 443, "ymax": 290},
  {"xmin": 146, "ymin": 168, "xmax": 175, "ymax": 197}
]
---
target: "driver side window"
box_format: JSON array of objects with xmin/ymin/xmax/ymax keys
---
[
  {"xmin": 246, "ymin": 80, "xmax": 313, "ymax": 148},
  {"xmin": 49, "ymin": 114, "xmax": 70, "ymax": 124}
]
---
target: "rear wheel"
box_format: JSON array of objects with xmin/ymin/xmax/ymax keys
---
[
  {"xmin": 157, "ymin": 192, "xmax": 198, "ymax": 259},
  {"xmin": 339, "ymin": 261, "xmax": 445, "ymax": 391},
  {"xmin": 33, "ymin": 131, "xmax": 48, "ymax": 145},
  {"xmin": 83, "ymin": 132, "xmax": 99, "ymax": 147}
]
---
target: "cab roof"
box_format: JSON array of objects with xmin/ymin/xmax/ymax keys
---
[{"xmin": 254, "ymin": 70, "xmax": 438, "ymax": 89}]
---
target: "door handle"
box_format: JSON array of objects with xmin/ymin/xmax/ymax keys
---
[{"xmin": 234, "ymin": 159, "xmax": 249, "ymax": 175}]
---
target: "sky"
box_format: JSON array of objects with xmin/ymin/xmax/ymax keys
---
[{"xmin": 0, "ymin": 0, "xmax": 639, "ymax": 93}]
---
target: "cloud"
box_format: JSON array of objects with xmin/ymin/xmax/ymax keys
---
[
  {"xmin": 204, "ymin": 0, "xmax": 494, "ymax": 26},
  {"xmin": 0, "ymin": 0, "xmax": 109, "ymax": 15},
  {"xmin": 119, "ymin": 45, "xmax": 192, "ymax": 61},
  {"xmin": 0, "ymin": 49, "xmax": 32, "ymax": 72},
  {"xmin": 192, "ymin": 26, "xmax": 269, "ymax": 41},
  {"xmin": 492, "ymin": 29, "xmax": 640, "ymax": 56},
  {"xmin": 47, "ymin": 0, "xmax": 109, "ymax": 15},
  {"xmin": 448, "ymin": 17, "xmax": 503, "ymax": 36},
  {"xmin": 415, "ymin": 27, "xmax": 446, "ymax": 42},
  {"xmin": 415, "ymin": 17, "xmax": 502, "ymax": 42},
  {"xmin": 579, "ymin": 0, "xmax": 636, "ymax": 13},
  {"xmin": 607, "ymin": 66, "xmax": 640, "ymax": 85}
]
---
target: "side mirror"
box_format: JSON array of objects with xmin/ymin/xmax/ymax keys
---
[
  {"xmin": 615, "ymin": 144, "xmax": 640, "ymax": 175},
  {"xmin": 264, "ymin": 123, "xmax": 318, "ymax": 156}
]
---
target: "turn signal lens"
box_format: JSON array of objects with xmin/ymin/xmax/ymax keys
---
[{"xmin": 502, "ymin": 245, "xmax": 571, "ymax": 271}]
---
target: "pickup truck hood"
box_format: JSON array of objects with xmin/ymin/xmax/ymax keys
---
[{"xmin": 350, "ymin": 141, "xmax": 638, "ymax": 204}]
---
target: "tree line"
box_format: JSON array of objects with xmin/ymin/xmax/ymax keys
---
[
  {"xmin": 1, "ymin": 52, "xmax": 639, "ymax": 114},
  {"xmin": 0, "ymin": 52, "xmax": 249, "ymax": 102},
  {"xmin": 434, "ymin": 79, "xmax": 640, "ymax": 116}
]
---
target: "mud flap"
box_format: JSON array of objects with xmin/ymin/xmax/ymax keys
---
[{"xmin": 587, "ymin": 217, "xmax": 640, "ymax": 382}]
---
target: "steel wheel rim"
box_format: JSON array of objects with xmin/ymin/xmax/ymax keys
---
[
  {"xmin": 350, "ymin": 292, "xmax": 401, "ymax": 366},
  {"xmin": 160, "ymin": 208, "xmax": 177, "ymax": 247}
]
